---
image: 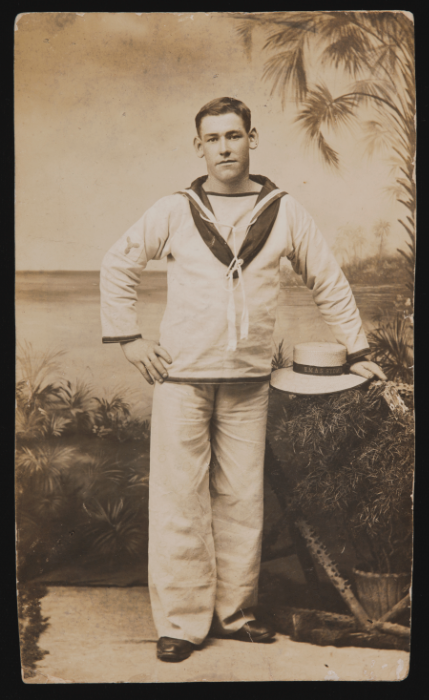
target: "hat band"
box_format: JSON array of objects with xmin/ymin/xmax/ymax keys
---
[{"xmin": 293, "ymin": 361, "xmax": 347, "ymax": 376}]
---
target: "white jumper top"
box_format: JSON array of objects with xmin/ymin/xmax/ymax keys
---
[{"xmin": 100, "ymin": 181, "xmax": 369, "ymax": 383}]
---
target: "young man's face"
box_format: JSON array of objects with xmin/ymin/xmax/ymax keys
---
[{"xmin": 194, "ymin": 112, "xmax": 258, "ymax": 184}]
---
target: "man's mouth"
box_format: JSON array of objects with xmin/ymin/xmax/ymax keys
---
[{"xmin": 218, "ymin": 160, "xmax": 236, "ymax": 165}]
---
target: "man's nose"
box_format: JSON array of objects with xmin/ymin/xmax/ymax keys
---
[{"xmin": 219, "ymin": 138, "xmax": 230, "ymax": 155}]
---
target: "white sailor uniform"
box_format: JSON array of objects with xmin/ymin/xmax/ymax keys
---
[{"xmin": 100, "ymin": 175, "xmax": 369, "ymax": 643}]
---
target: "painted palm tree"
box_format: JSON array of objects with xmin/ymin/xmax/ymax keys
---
[
  {"xmin": 372, "ymin": 219, "xmax": 391, "ymax": 260},
  {"xmin": 234, "ymin": 12, "xmax": 415, "ymax": 271}
]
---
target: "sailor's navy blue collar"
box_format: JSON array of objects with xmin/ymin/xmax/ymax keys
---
[{"xmin": 177, "ymin": 175, "xmax": 287, "ymax": 277}]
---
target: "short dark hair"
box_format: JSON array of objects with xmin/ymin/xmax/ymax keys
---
[{"xmin": 195, "ymin": 97, "xmax": 251, "ymax": 136}]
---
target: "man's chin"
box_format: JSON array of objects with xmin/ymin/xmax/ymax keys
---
[{"xmin": 213, "ymin": 167, "xmax": 246, "ymax": 183}]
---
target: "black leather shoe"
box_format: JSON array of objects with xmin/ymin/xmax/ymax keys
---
[
  {"xmin": 156, "ymin": 637, "xmax": 195, "ymax": 662},
  {"xmin": 228, "ymin": 621, "xmax": 276, "ymax": 643}
]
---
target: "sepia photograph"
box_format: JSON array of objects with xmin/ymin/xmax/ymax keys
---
[{"xmin": 15, "ymin": 12, "xmax": 414, "ymax": 682}]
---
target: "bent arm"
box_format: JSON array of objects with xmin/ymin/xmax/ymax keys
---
[
  {"xmin": 286, "ymin": 197, "xmax": 370, "ymax": 363},
  {"xmin": 100, "ymin": 196, "xmax": 173, "ymax": 343}
]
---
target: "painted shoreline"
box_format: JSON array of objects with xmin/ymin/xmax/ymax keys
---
[{"xmin": 16, "ymin": 271, "xmax": 405, "ymax": 418}]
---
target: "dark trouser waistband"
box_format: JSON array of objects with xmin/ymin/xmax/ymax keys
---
[{"xmin": 163, "ymin": 375, "xmax": 272, "ymax": 384}]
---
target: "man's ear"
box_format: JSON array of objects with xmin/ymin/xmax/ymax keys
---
[
  {"xmin": 193, "ymin": 136, "xmax": 205, "ymax": 159},
  {"xmin": 249, "ymin": 127, "xmax": 259, "ymax": 150}
]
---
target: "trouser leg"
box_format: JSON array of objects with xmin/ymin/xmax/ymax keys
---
[
  {"xmin": 210, "ymin": 382, "xmax": 270, "ymax": 633},
  {"xmin": 148, "ymin": 382, "xmax": 216, "ymax": 645}
]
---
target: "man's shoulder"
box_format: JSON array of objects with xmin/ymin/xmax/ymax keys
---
[
  {"xmin": 276, "ymin": 191, "xmax": 298, "ymax": 213},
  {"xmin": 152, "ymin": 192, "xmax": 189, "ymax": 208},
  {"xmin": 278, "ymin": 192, "xmax": 306, "ymax": 211},
  {"xmin": 145, "ymin": 192, "xmax": 190, "ymax": 218}
]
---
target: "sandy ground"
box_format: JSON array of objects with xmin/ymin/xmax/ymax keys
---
[{"xmin": 26, "ymin": 586, "xmax": 409, "ymax": 683}]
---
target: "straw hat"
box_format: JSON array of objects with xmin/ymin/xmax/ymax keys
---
[{"xmin": 270, "ymin": 342, "xmax": 369, "ymax": 395}]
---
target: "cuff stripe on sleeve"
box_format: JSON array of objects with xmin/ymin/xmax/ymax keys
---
[
  {"xmin": 347, "ymin": 347, "xmax": 370, "ymax": 364},
  {"xmin": 102, "ymin": 334, "xmax": 142, "ymax": 344}
]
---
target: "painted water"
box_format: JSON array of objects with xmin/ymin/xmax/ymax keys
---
[{"xmin": 16, "ymin": 271, "xmax": 402, "ymax": 419}]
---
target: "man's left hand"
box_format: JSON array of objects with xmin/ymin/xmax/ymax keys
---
[{"xmin": 349, "ymin": 360, "xmax": 387, "ymax": 381}]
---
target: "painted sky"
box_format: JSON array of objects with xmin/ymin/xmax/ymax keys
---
[{"xmin": 15, "ymin": 12, "xmax": 409, "ymax": 271}]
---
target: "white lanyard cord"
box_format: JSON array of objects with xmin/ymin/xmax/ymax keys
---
[{"xmin": 200, "ymin": 214, "xmax": 249, "ymax": 351}]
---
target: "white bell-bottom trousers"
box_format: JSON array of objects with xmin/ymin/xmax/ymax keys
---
[{"xmin": 148, "ymin": 381, "xmax": 270, "ymax": 645}]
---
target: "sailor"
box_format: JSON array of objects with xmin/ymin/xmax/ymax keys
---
[{"xmin": 100, "ymin": 97, "xmax": 386, "ymax": 662}]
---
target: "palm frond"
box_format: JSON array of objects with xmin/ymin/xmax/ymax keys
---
[
  {"xmin": 348, "ymin": 79, "xmax": 405, "ymax": 125},
  {"xmin": 368, "ymin": 315, "xmax": 413, "ymax": 383},
  {"xmin": 296, "ymin": 83, "xmax": 357, "ymax": 134},
  {"xmin": 360, "ymin": 120, "xmax": 395, "ymax": 158},
  {"xmin": 398, "ymin": 219, "xmax": 415, "ymax": 240},
  {"xmin": 125, "ymin": 455, "xmax": 150, "ymax": 492},
  {"xmin": 16, "ymin": 406, "xmax": 46, "ymax": 442},
  {"xmin": 16, "ymin": 343, "xmax": 67, "ymax": 418},
  {"xmin": 29, "ymin": 492, "xmax": 68, "ymax": 519},
  {"xmin": 272, "ymin": 339, "xmax": 291, "ymax": 371},
  {"xmin": 263, "ymin": 46, "xmax": 308, "ymax": 106},
  {"xmin": 82, "ymin": 497, "xmax": 146, "ymax": 558},
  {"xmin": 396, "ymin": 248, "xmax": 415, "ymax": 276},
  {"xmin": 16, "ymin": 444, "xmax": 78, "ymax": 493},
  {"xmin": 396, "ymin": 177, "xmax": 415, "ymax": 200},
  {"xmin": 17, "ymin": 342, "xmax": 65, "ymax": 392},
  {"xmin": 17, "ymin": 382, "xmax": 64, "ymax": 414},
  {"xmin": 235, "ymin": 21, "xmax": 253, "ymax": 59},
  {"xmin": 372, "ymin": 219, "xmax": 391, "ymax": 237},
  {"xmin": 295, "ymin": 84, "xmax": 358, "ymax": 167},
  {"xmin": 385, "ymin": 155, "xmax": 406, "ymax": 177},
  {"xmin": 351, "ymin": 11, "xmax": 411, "ymax": 64},
  {"xmin": 320, "ymin": 31, "xmax": 371, "ymax": 76},
  {"xmin": 316, "ymin": 11, "xmax": 373, "ymax": 46},
  {"xmin": 229, "ymin": 11, "xmax": 313, "ymax": 29},
  {"xmin": 38, "ymin": 411, "xmax": 72, "ymax": 438},
  {"xmin": 382, "ymin": 182, "xmax": 403, "ymax": 201},
  {"xmin": 397, "ymin": 197, "xmax": 415, "ymax": 217},
  {"xmin": 65, "ymin": 452, "xmax": 124, "ymax": 500},
  {"xmin": 315, "ymin": 132, "xmax": 339, "ymax": 168},
  {"xmin": 397, "ymin": 222, "xmax": 415, "ymax": 294},
  {"xmin": 93, "ymin": 392, "xmax": 130, "ymax": 422},
  {"xmin": 57, "ymin": 380, "xmax": 95, "ymax": 411},
  {"xmin": 262, "ymin": 14, "xmax": 319, "ymax": 51},
  {"xmin": 390, "ymin": 175, "xmax": 416, "ymax": 209},
  {"xmin": 367, "ymin": 41, "xmax": 402, "ymax": 83},
  {"xmin": 54, "ymin": 379, "xmax": 97, "ymax": 432}
]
